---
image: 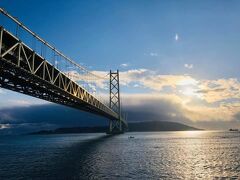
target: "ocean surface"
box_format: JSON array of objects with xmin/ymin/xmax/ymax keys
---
[{"xmin": 0, "ymin": 131, "xmax": 239, "ymax": 179}]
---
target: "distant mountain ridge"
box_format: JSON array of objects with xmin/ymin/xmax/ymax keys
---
[
  {"xmin": 29, "ymin": 121, "xmax": 201, "ymax": 135},
  {"xmin": 128, "ymin": 121, "xmax": 201, "ymax": 131}
]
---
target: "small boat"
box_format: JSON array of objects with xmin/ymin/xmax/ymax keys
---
[
  {"xmin": 128, "ymin": 136, "xmax": 134, "ymax": 139},
  {"xmin": 229, "ymin": 129, "xmax": 239, "ymax": 132}
]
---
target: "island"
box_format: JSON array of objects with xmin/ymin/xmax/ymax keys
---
[{"xmin": 29, "ymin": 121, "xmax": 201, "ymax": 135}]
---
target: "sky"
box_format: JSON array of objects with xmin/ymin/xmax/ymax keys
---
[{"xmin": 1, "ymin": 0, "xmax": 240, "ymax": 133}]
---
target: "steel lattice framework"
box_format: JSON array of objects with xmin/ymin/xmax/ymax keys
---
[
  {"xmin": 0, "ymin": 8, "xmax": 127, "ymax": 132},
  {"xmin": 108, "ymin": 70, "xmax": 123, "ymax": 133}
]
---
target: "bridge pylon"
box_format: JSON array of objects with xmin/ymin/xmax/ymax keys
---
[{"xmin": 107, "ymin": 70, "xmax": 124, "ymax": 134}]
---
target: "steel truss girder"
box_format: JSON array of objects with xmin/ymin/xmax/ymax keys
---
[{"xmin": 0, "ymin": 26, "xmax": 119, "ymax": 120}]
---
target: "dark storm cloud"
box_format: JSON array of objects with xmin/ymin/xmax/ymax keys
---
[
  {"xmin": 123, "ymin": 97, "xmax": 189, "ymax": 123},
  {"xmin": 0, "ymin": 104, "xmax": 108, "ymax": 134},
  {"xmin": 123, "ymin": 96, "xmax": 240, "ymax": 130},
  {"xmin": 0, "ymin": 96, "xmax": 192, "ymax": 134},
  {"xmin": 233, "ymin": 112, "xmax": 240, "ymax": 122}
]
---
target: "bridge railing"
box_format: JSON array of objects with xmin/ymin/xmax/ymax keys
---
[{"xmin": 0, "ymin": 8, "xmax": 110, "ymax": 107}]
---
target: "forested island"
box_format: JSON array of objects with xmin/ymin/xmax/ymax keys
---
[{"xmin": 30, "ymin": 121, "xmax": 201, "ymax": 135}]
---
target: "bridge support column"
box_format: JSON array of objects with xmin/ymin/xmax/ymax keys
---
[
  {"xmin": 0, "ymin": 26, "xmax": 3, "ymax": 57},
  {"xmin": 108, "ymin": 119, "xmax": 123, "ymax": 134},
  {"xmin": 107, "ymin": 70, "xmax": 124, "ymax": 134}
]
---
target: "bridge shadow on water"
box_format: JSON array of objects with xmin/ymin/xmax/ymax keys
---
[{"xmin": 41, "ymin": 134, "xmax": 117, "ymax": 179}]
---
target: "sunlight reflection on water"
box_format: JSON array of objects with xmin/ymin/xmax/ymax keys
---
[{"xmin": 0, "ymin": 131, "xmax": 239, "ymax": 179}]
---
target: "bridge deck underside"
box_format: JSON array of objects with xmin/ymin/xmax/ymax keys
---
[
  {"xmin": 0, "ymin": 27, "xmax": 123, "ymax": 122},
  {"xmin": 0, "ymin": 59, "xmax": 113, "ymax": 119}
]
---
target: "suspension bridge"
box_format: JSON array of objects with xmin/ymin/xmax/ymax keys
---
[{"xmin": 0, "ymin": 8, "xmax": 127, "ymax": 134}]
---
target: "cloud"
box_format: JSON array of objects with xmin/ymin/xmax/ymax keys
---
[
  {"xmin": 44, "ymin": 68, "xmax": 240, "ymax": 122},
  {"xmin": 175, "ymin": 33, "xmax": 179, "ymax": 41},
  {"xmin": 65, "ymin": 70, "xmax": 108, "ymax": 91},
  {"xmin": 7, "ymin": 100, "xmax": 36, "ymax": 107},
  {"xmin": 110, "ymin": 69, "xmax": 240, "ymax": 104},
  {"xmin": 0, "ymin": 124, "xmax": 10, "ymax": 129},
  {"xmin": 198, "ymin": 78, "xmax": 240, "ymax": 103},
  {"xmin": 149, "ymin": 52, "xmax": 158, "ymax": 57},
  {"xmin": 181, "ymin": 102, "xmax": 238, "ymax": 122},
  {"xmin": 120, "ymin": 63, "xmax": 129, "ymax": 68},
  {"xmin": 144, "ymin": 52, "xmax": 159, "ymax": 57},
  {"xmin": 0, "ymin": 91, "xmax": 240, "ymax": 134},
  {"xmin": 0, "ymin": 104, "xmax": 108, "ymax": 134},
  {"xmin": 0, "ymin": 112, "xmax": 13, "ymax": 121},
  {"xmin": 114, "ymin": 70, "xmax": 240, "ymax": 125},
  {"xmin": 115, "ymin": 69, "xmax": 198, "ymax": 91},
  {"xmin": 122, "ymin": 93, "xmax": 240, "ymax": 124},
  {"xmin": 0, "ymin": 89, "xmax": 5, "ymax": 94},
  {"xmin": 1, "ymin": 67, "xmax": 240, "ymax": 133},
  {"xmin": 233, "ymin": 112, "xmax": 240, "ymax": 122},
  {"xmin": 140, "ymin": 74, "xmax": 197, "ymax": 91},
  {"xmin": 90, "ymin": 68, "xmax": 188, "ymax": 92},
  {"xmin": 0, "ymin": 98, "xmax": 49, "ymax": 109},
  {"xmin": 90, "ymin": 69, "xmax": 240, "ymax": 104},
  {"xmin": 122, "ymin": 94, "xmax": 187, "ymax": 122},
  {"xmin": 184, "ymin": 64, "xmax": 193, "ymax": 69},
  {"xmin": 133, "ymin": 84, "xmax": 140, "ymax": 88}
]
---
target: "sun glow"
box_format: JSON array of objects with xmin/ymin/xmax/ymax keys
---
[
  {"xmin": 177, "ymin": 131, "xmax": 205, "ymax": 137},
  {"xmin": 177, "ymin": 77, "xmax": 203, "ymax": 99},
  {"xmin": 181, "ymin": 87, "xmax": 195, "ymax": 96},
  {"xmin": 178, "ymin": 78, "xmax": 198, "ymax": 86},
  {"xmin": 179, "ymin": 86, "xmax": 202, "ymax": 99}
]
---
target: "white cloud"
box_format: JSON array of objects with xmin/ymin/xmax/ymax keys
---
[
  {"xmin": 120, "ymin": 63, "xmax": 129, "ymax": 67},
  {"xmin": 198, "ymin": 78, "xmax": 240, "ymax": 103},
  {"xmin": 92, "ymin": 69, "xmax": 198, "ymax": 91},
  {"xmin": 133, "ymin": 84, "xmax": 140, "ymax": 88},
  {"xmin": 184, "ymin": 64, "xmax": 193, "ymax": 69},
  {"xmin": 7, "ymin": 100, "xmax": 48, "ymax": 107},
  {"xmin": 118, "ymin": 69, "xmax": 198, "ymax": 91},
  {"xmin": 12, "ymin": 100, "xmax": 32, "ymax": 106},
  {"xmin": 0, "ymin": 98, "xmax": 49, "ymax": 109},
  {"xmin": 0, "ymin": 124, "xmax": 10, "ymax": 129},
  {"xmin": 83, "ymin": 69, "xmax": 240, "ymax": 105},
  {"xmin": 175, "ymin": 33, "xmax": 179, "ymax": 41},
  {"xmin": 149, "ymin": 52, "xmax": 158, "ymax": 57},
  {"xmin": 65, "ymin": 70, "xmax": 108, "ymax": 91}
]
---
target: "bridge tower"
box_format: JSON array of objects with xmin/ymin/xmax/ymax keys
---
[{"xmin": 108, "ymin": 70, "xmax": 123, "ymax": 134}]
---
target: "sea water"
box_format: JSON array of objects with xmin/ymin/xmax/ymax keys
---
[{"xmin": 0, "ymin": 131, "xmax": 239, "ymax": 179}]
